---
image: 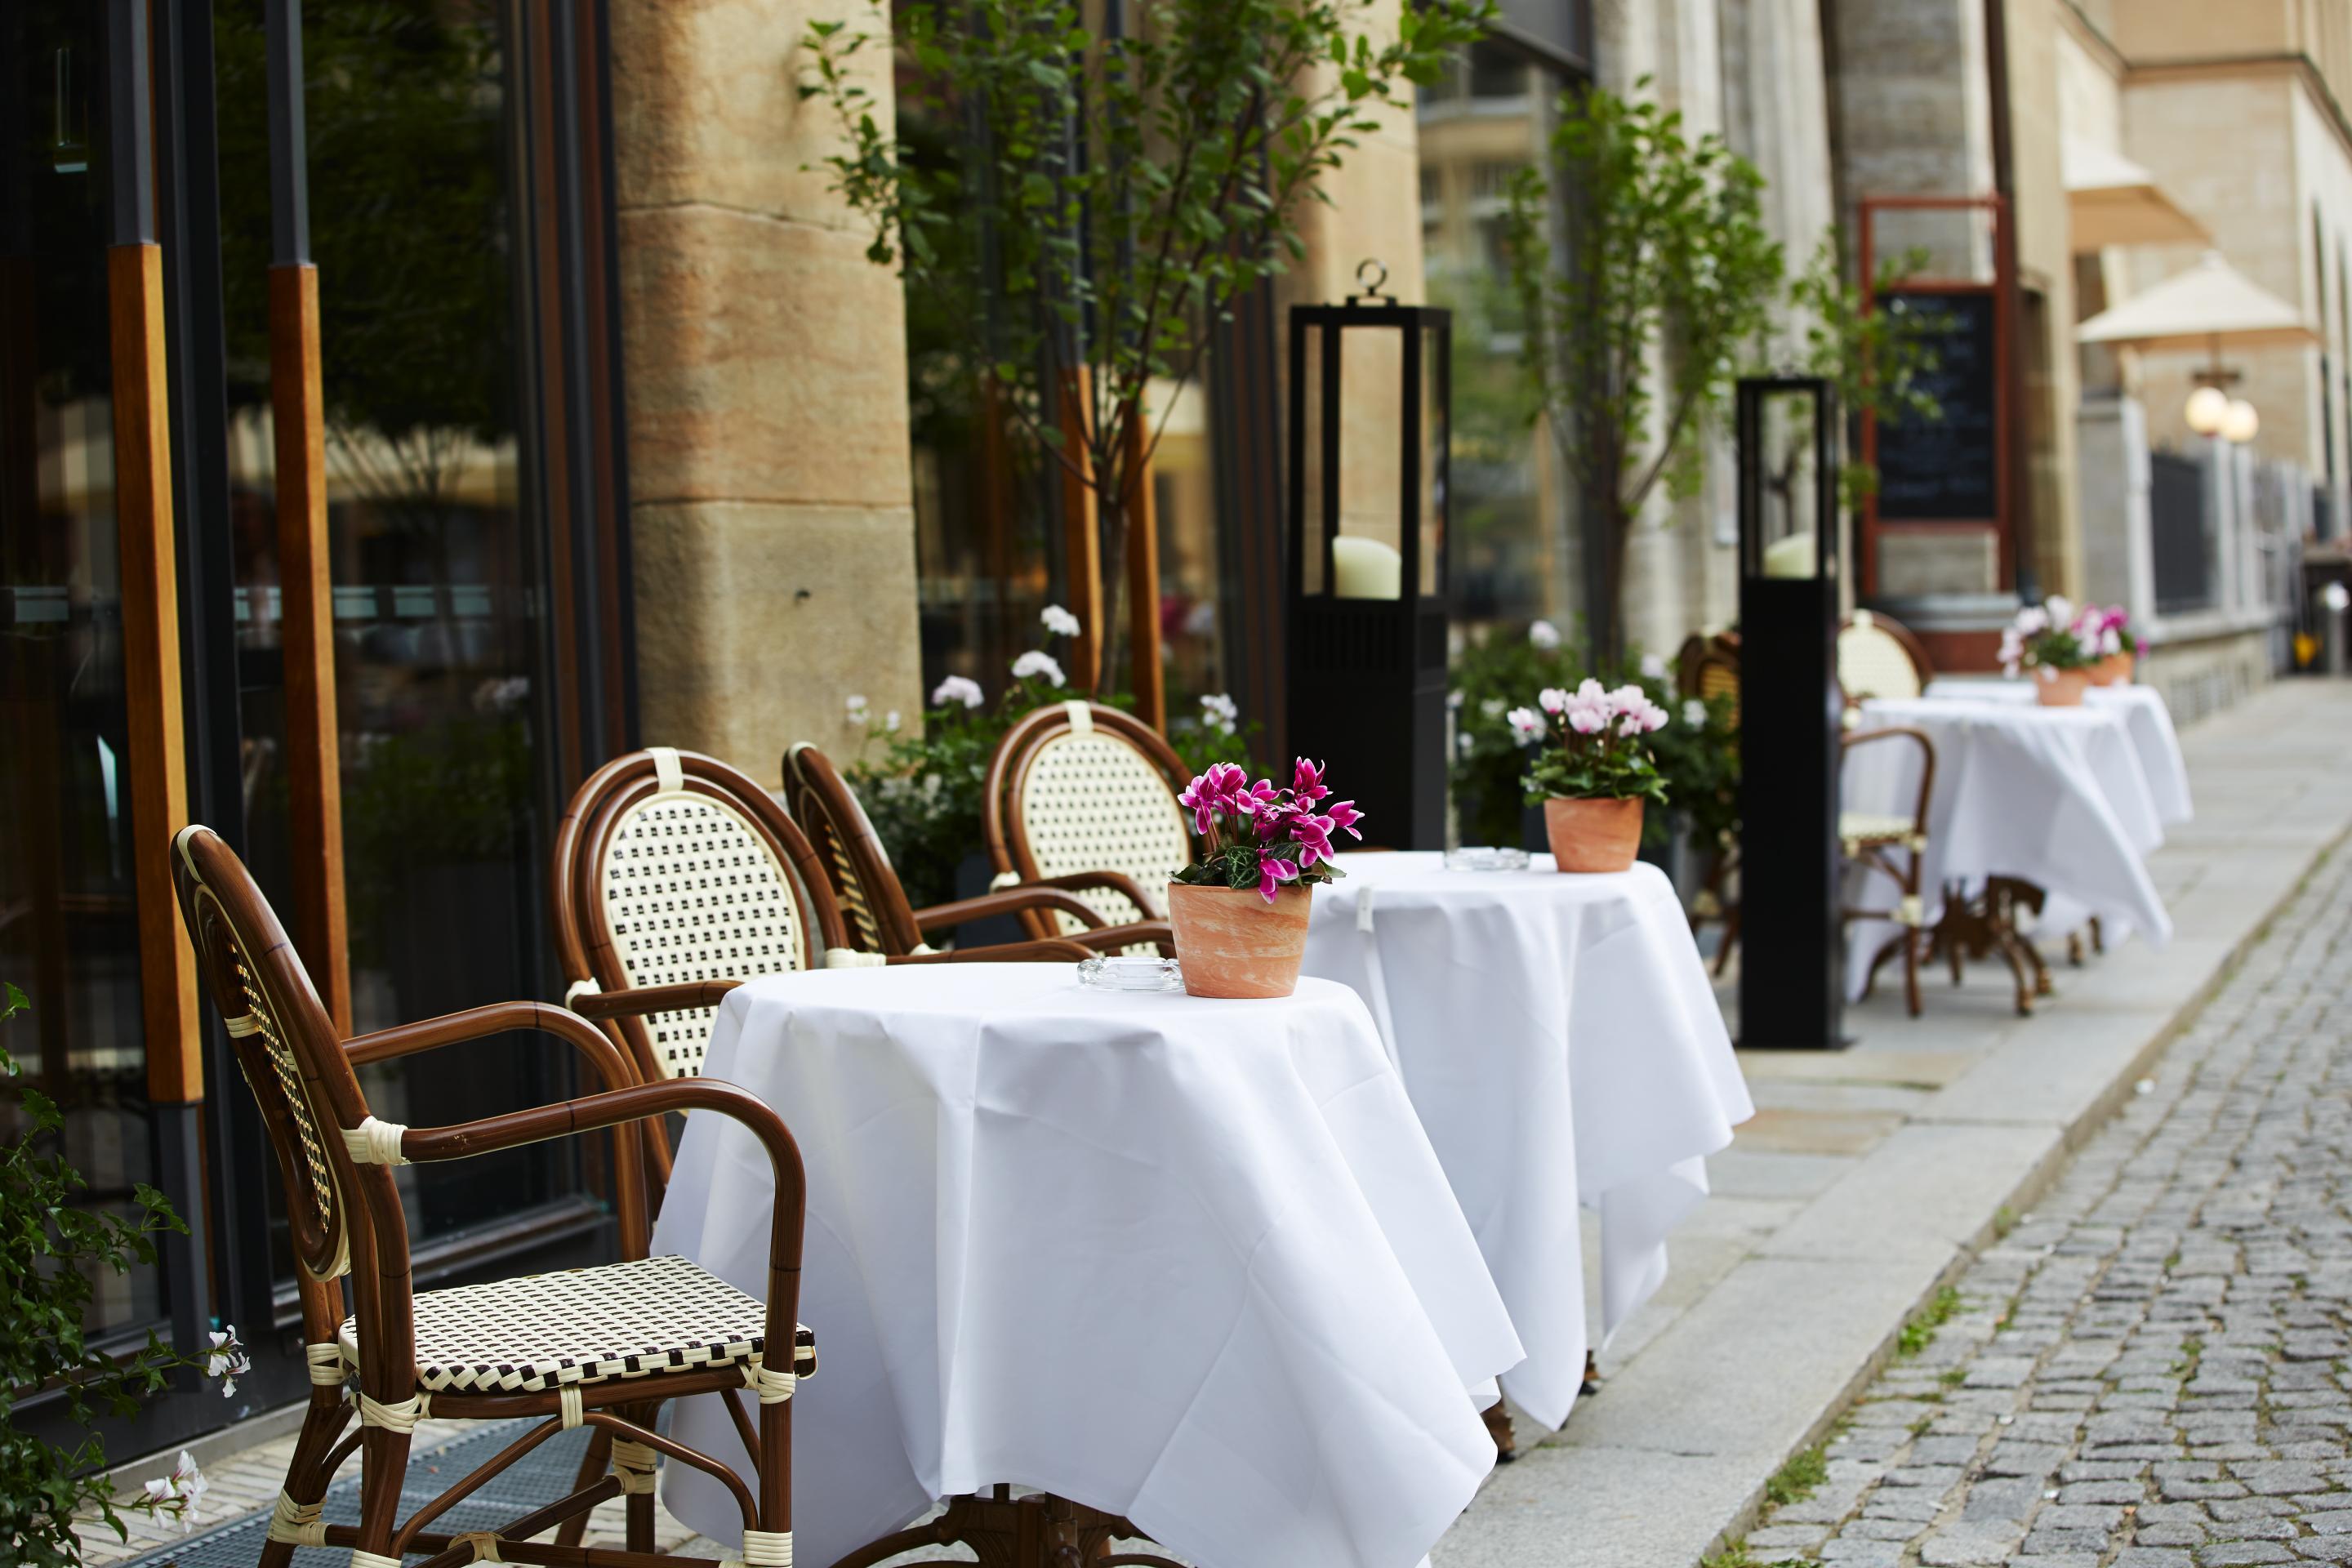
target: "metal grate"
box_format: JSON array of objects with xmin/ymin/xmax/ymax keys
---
[{"xmin": 112, "ymin": 1421, "xmax": 595, "ymax": 1568}]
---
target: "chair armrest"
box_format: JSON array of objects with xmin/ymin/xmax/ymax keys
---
[
  {"xmin": 1841, "ymin": 724, "xmax": 1938, "ymax": 826},
  {"xmin": 1022, "ymin": 870, "xmax": 1165, "ymax": 919},
  {"xmin": 1069, "ymin": 920, "xmax": 1176, "ymax": 956},
  {"xmin": 566, "ymin": 979, "xmax": 742, "ymax": 1022},
  {"xmin": 893, "ymin": 939, "xmax": 1095, "ymax": 964},
  {"xmin": 347, "ymin": 1000, "xmax": 638, "ymax": 1098},
  {"xmin": 910, "ymin": 886, "xmax": 1110, "ymax": 932},
  {"xmin": 395, "ymin": 1079, "xmax": 808, "ymax": 1350}
]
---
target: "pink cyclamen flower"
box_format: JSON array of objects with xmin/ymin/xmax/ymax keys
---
[
  {"xmin": 1178, "ymin": 763, "xmax": 1250, "ymax": 832},
  {"xmin": 1292, "ymin": 757, "xmax": 1329, "ymax": 802},
  {"xmin": 1568, "ymin": 705, "xmax": 1606, "ymax": 735},
  {"xmin": 1506, "ymin": 706, "xmax": 1546, "ymax": 743},
  {"xmin": 1325, "ymin": 800, "xmax": 1365, "ymax": 840},
  {"xmin": 1257, "ymin": 856, "xmax": 1300, "ymax": 902},
  {"xmin": 1291, "ymin": 813, "xmax": 1336, "ymax": 867},
  {"xmin": 1538, "ymin": 686, "xmax": 1571, "ymax": 715}
]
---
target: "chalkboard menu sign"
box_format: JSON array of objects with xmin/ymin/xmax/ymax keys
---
[{"xmin": 1875, "ymin": 288, "xmax": 1998, "ymax": 523}]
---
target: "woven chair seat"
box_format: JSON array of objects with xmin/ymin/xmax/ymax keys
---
[
  {"xmin": 1839, "ymin": 811, "xmax": 1919, "ymax": 849},
  {"xmin": 336, "ymin": 1253, "xmax": 815, "ymax": 1394}
]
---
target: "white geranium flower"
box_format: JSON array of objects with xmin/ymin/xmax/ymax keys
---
[
  {"xmin": 1639, "ymin": 653, "xmax": 1668, "ymax": 680},
  {"xmin": 1479, "ymin": 697, "xmax": 1505, "ymax": 719},
  {"xmin": 1528, "ymin": 619, "xmax": 1561, "ymax": 650},
  {"xmin": 884, "ymin": 710, "xmax": 902, "ymax": 733},
  {"xmin": 844, "ymin": 694, "xmax": 869, "ymax": 727},
  {"xmin": 1040, "ymin": 604, "xmax": 1083, "ymax": 639},
  {"xmin": 1200, "ymin": 693, "xmax": 1240, "ymax": 730},
  {"xmin": 140, "ymin": 1451, "xmax": 207, "ymax": 1531},
  {"xmin": 1683, "ymin": 699, "xmax": 1707, "ymax": 728},
  {"xmin": 1011, "ymin": 650, "xmax": 1067, "ymax": 688},
  {"xmin": 204, "ymin": 1326, "xmax": 251, "ymax": 1398},
  {"xmin": 931, "ymin": 674, "xmax": 984, "ymax": 710}
]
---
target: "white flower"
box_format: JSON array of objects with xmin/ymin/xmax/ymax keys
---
[
  {"xmin": 1458, "ymin": 732, "xmax": 1475, "ymax": 755},
  {"xmin": 140, "ymin": 1451, "xmax": 207, "ymax": 1531},
  {"xmin": 1639, "ymin": 653, "xmax": 1668, "ymax": 680},
  {"xmin": 1446, "ymin": 689, "xmax": 1467, "ymax": 710},
  {"xmin": 204, "ymin": 1326, "xmax": 250, "ymax": 1398},
  {"xmin": 1011, "ymin": 650, "xmax": 1066, "ymax": 688},
  {"xmin": 1538, "ymin": 687, "xmax": 1570, "ymax": 715},
  {"xmin": 2045, "ymin": 594, "xmax": 2074, "ymax": 627},
  {"xmin": 884, "ymin": 710, "xmax": 902, "ymax": 733},
  {"xmin": 1528, "ymin": 619, "xmax": 1561, "ymax": 650},
  {"xmin": 931, "ymin": 674, "xmax": 984, "ymax": 710},
  {"xmin": 844, "ymin": 694, "xmax": 869, "ymax": 726},
  {"xmin": 1683, "ymin": 699, "xmax": 1708, "ymax": 728},
  {"xmin": 1200, "ymin": 693, "xmax": 1240, "ymax": 731},
  {"xmin": 1506, "ymin": 706, "xmax": 1547, "ymax": 743},
  {"xmin": 1040, "ymin": 604, "xmax": 1083, "ymax": 639},
  {"xmin": 1479, "ymin": 697, "xmax": 1505, "ymax": 719}
]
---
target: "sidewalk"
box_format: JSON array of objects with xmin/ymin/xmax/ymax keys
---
[{"xmin": 1439, "ymin": 678, "xmax": 2352, "ymax": 1568}]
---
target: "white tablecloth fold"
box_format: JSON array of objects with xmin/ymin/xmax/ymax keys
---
[
  {"xmin": 1845, "ymin": 699, "xmax": 2173, "ymax": 998},
  {"xmin": 1924, "ymin": 678, "xmax": 2194, "ymax": 826},
  {"xmin": 1299, "ymin": 854, "xmax": 1752, "ymax": 1430},
  {"xmin": 653, "ymin": 966, "xmax": 1524, "ymax": 1568}
]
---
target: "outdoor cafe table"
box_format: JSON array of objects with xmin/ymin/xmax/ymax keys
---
[
  {"xmin": 1298, "ymin": 852, "xmax": 1753, "ymax": 1431},
  {"xmin": 650, "ymin": 964, "xmax": 1526, "ymax": 1568},
  {"xmin": 1922, "ymin": 676, "xmax": 2194, "ymax": 827},
  {"xmin": 1844, "ymin": 697, "xmax": 2175, "ymax": 999}
]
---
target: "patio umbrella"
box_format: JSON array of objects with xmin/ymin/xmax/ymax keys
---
[
  {"xmin": 2075, "ymin": 250, "xmax": 2318, "ymax": 354},
  {"xmin": 2062, "ymin": 139, "xmax": 2209, "ymax": 252}
]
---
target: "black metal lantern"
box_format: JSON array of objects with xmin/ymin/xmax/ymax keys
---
[
  {"xmin": 1734, "ymin": 375, "xmax": 1847, "ymax": 1049},
  {"xmin": 1285, "ymin": 262, "xmax": 1451, "ymax": 849}
]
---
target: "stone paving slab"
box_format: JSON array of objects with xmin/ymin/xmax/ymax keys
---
[{"xmin": 1437, "ymin": 679, "xmax": 2352, "ymax": 1568}]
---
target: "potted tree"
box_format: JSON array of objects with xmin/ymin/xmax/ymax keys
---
[
  {"xmin": 1166, "ymin": 761, "xmax": 1363, "ymax": 998},
  {"xmin": 1512, "ymin": 680, "xmax": 1670, "ymax": 872},
  {"xmin": 1999, "ymin": 597, "xmax": 2102, "ymax": 706}
]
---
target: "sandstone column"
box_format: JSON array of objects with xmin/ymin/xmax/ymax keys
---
[{"xmin": 611, "ymin": 0, "xmax": 921, "ymax": 779}]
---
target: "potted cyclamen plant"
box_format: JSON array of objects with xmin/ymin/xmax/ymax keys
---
[
  {"xmin": 1998, "ymin": 596, "xmax": 2100, "ymax": 706},
  {"xmin": 2087, "ymin": 606, "xmax": 2142, "ymax": 684},
  {"xmin": 1511, "ymin": 679, "xmax": 1670, "ymax": 872},
  {"xmin": 1167, "ymin": 760, "xmax": 1363, "ymax": 999}
]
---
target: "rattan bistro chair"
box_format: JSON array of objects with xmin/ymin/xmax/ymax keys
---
[
  {"xmin": 552, "ymin": 747, "xmax": 1090, "ymax": 1186},
  {"xmin": 785, "ymin": 742, "xmax": 1175, "ymax": 957},
  {"xmin": 171, "ymin": 825, "xmax": 813, "ymax": 1568},
  {"xmin": 1840, "ymin": 727, "xmax": 1938, "ymax": 1018},
  {"xmin": 981, "ymin": 702, "xmax": 1197, "ymax": 942},
  {"xmin": 1836, "ymin": 609, "xmax": 1935, "ymax": 706}
]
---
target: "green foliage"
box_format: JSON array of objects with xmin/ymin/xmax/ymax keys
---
[
  {"xmin": 1763, "ymin": 1442, "xmax": 1830, "ymax": 1509},
  {"xmin": 1446, "ymin": 625, "xmax": 1583, "ymax": 847},
  {"xmin": 1895, "ymin": 1286, "xmax": 1964, "ymax": 1359},
  {"xmin": 1503, "ymin": 79, "xmax": 1784, "ymax": 664},
  {"xmin": 1521, "ymin": 708, "xmax": 1669, "ymax": 808},
  {"xmin": 0, "ymin": 984, "xmax": 195, "ymax": 1566},
  {"xmin": 1779, "ymin": 238, "xmax": 1948, "ymax": 507},
  {"xmin": 801, "ymin": 0, "xmax": 1489, "ymax": 671}
]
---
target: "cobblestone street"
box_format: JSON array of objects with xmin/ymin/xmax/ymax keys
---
[{"xmin": 1740, "ymin": 843, "xmax": 2352, "ymax": 1568}]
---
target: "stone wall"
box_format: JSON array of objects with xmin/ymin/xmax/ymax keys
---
[{"xmin": 610, "ymin": 0, "xmax": 923, "ymax": 782}]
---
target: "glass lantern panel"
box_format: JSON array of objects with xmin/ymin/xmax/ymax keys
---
[
  {"xmin": 1756, "ymin": 387, "xmax": 1828, "ymax": 581},
  {"xmin": 1334, "ymin": 323, "xmax": 1405, "ymax": 599},
  {"xmin": 1419, "ymin": 320, "xmax": 1447, "ymax": 598},
  {"xmin": 1298, "ymin": 325, "xmax": 1325, "ymax": 595}
]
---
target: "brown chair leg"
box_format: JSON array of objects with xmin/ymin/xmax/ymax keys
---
[
  {"xmin": 1902, "ymin": 926, "xmax": 1922, "ymax": 1018},
  {"xmin": 1713, "ymin": 906, "xmax": 1741, "ymax": 978},
  {"xmin": 354, "ymin": 1424, "xmax": 415, "ymax": 1566},
  {"xmin": 1481, "ymin": 1396, "xmax": 1517, "ymax": 1462},
  {"xmin": 554, "ymin": 1423, "xmax": 612, "ymax": 1548},
  {"xmin": 2089, "ymin": 915, "xmax": 2105, "ymax": 955},
  {"xmin": 624, "ymin": 1401, "xmax": 659, "ymax": 1553},
  {"xmin": 257, "ymin": 1395, "xmax": 352, "ymax": 1568}
]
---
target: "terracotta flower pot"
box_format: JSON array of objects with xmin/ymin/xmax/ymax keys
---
[
  {"xmin": 2105, "ymin": 651, "xmax": 2136, "ymax": 684},
  {"xmin": 1165, "ymin": 882, "xmax": 1313, "ymax": 999},
  {"xmin": 1543, "ymin": 795, "xmax": 1644, "ymax": 873},
  {"xmin": 2035, "ymin": 666, "xmax": 2093, "ymax": 706}
]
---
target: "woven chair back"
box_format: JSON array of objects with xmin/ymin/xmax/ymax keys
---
[
  {"xmin": 985, "ymin": 702, "xmax": 1194, "ymax": 934},
  {"xmin": 553, "ymin": 747, "xmax": 850, "ymax": 1082},
  {"xmin": 171, "ymin": 826, "xmax": 394, "ymax": 1285},
  {"xmin": 1837, "ymin": 610, "xmax": 1932, "ymax": 704},
  {"xmin": 782, "ymin": 742, "xmax": 921, "ymax": 956}
]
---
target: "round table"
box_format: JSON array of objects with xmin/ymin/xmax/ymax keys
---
[
  {"xmin": 1298, "ymin": 853, "xmax": 1752, "ymax": 1430},
  {"xmin": 1846, "ymin": 697, "xmax": 2173, "ymax": 1002},
  {"xmin": 1924, "ymin": 677, "xmax": 2194, "ymax": 826},
  {"xmin": 652, "ymin": 964, "xmax": 1523, "ymax": 1568}
]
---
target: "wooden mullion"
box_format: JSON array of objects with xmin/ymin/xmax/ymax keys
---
[
  {"xmin": 108, "ymin": 242, "xmax": 202, "ymax": 1105},
  {"xmin": 269, "ymin": 261, "xmax": 352, "ymax": 1034}
]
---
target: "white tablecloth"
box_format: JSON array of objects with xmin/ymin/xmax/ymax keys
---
[
  {"xmin": 652, "ymin": 965, "xmax": 1524, "ymax": 1568},
  {"xmin": 1298, "ymin": 853, "xmax": 1752, "ymax": 1430},
  {"xmin": 1845, "ymin": 698, "xmax": 2174, "ymax": 997},
  {"xmin": 1924, "ymin": 678, "xmax": 2194, "ymax": 826}
]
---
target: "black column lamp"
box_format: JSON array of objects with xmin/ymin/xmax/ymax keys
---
[
  {"xmin": 1735, "ymin": 375, "xmax": 1848, "ymax": 1049},
  {"xmin": 1285, "ymin": 262, "xmax": 1450, "ymax": 849}
]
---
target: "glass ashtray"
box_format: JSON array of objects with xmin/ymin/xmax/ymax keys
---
[
  {"xmin": 1077, "ymin": 955, "xmax": 1185, "ymax": 992},
  {"xmin": 1444, "ymin": 846, "xmax": 1531, "ymax": 872}
]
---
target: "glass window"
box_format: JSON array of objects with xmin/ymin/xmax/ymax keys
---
[
  {"xmin": 211, "ymin": 0, "xmax": 577, "ymax": 1267},
  {"xmin": 1416, "ymin": 40, "xmax": 1576, "ymax": 635}
]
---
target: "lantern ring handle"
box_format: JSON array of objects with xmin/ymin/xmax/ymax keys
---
[{"xmin": 1351, "ymin": 258, "xmax": 1391, "ymax": 303}]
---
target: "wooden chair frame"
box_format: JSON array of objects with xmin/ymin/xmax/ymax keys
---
[
  {"xmin": 981, "ymin": 702, "xmax": 1197, "ymax": 943},
  {"xmin": 785, "ymin": 742, "xmax": 1175, "ymax": 957},
  {"xmin": 1840, "ymin": 726, "xmax": 1938, "ymax": 1018},
  {"xmin": 171, "ymin": 825, "xmax": 808, "ymax": 1568},
  {"xmin": 551, "ymin": 747, "xmax": 1093, "ymax": 1188}
]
